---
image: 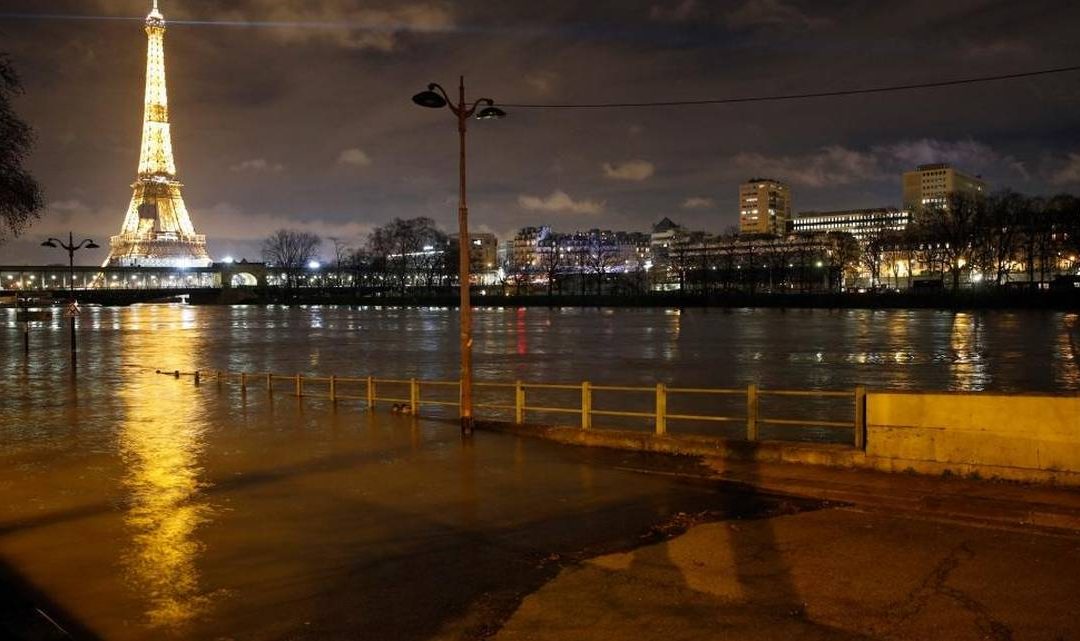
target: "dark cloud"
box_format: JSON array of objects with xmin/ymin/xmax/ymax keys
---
[{"xmin": 1, "ymin": 0, "xmax": 1079, "ymax": 264}]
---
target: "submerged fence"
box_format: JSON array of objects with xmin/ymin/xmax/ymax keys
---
[{"xmin": 157, "ymin": 368, "xmax": 866, "ymax": 448}]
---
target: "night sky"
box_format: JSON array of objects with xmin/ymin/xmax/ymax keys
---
[{"xmin": 2, "ymin": 0, "xmax": 1079, "ymax": 264}]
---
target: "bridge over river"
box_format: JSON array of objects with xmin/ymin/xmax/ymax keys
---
[{"xmin": 0, "ymin": 262, "xmax": 269, "ymax": 305}]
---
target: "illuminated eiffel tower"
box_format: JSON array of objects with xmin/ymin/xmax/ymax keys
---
[{"xmin": 106, "ymin": 0, "xmax": 211, "ymax": 268}]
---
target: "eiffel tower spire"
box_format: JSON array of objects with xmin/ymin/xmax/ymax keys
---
[{"xmin": 106, "ymin": 0, "xmax": 212, "ymax": 268}]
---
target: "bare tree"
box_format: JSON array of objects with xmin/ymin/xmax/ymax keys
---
[
  {"xmin": 668, "ymin": 240, "xmax": 695, "ymax": 293},
  {"xmin": 0, "ymin": 55, "xmax": 44, "ymax": 242},
  {"xmin": 261, "ymin": 229, "xmax": 321, "ymax": 288},
  {"xmin": 328, "ymin": 237, "xmax": 351, "ymax": 287},
  {"xmin": 537, "ymin": 238, "xmax": 565, "ymax": 296},
  {"xmin": 860, "ymin": 226, "xmax": 890, "ymax": 290},
  {"xmin": 586, "ymin": 238, "xmax": 620, "ymax": 295}
]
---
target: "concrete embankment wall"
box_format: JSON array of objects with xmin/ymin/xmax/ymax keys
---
[
  {"xmin": 481, "ymin": 391, "xmax": 1080, "ymax": 486},
  {"xmin": 864, "ymin": 392, "xmax": 1080, "ymax": 484}
]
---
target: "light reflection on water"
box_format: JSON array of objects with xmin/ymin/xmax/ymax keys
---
[
  {"xmin": 117, "ymin": 311, "xmax": 212, "ymax": 627},
  {"xmin": 0, "ymin": 305, "xmax": 1078, "ymax": 638},
  {"xmin": 2, "ymin": 305, "xmax": 1078, "ymax": 393}
]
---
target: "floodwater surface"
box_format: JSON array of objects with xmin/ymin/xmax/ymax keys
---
[{"xmin": 0, "ymin": 305, "xmax": 1077, "ymax": 639}]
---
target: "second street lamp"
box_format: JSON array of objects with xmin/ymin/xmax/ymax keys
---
[
  {"xmin": 413, "ymin": 76, "xmax": 506, "ymax": 435},
  {"xmin": 41, "ymin": 231, "xmax": 99, "ymax": 366}
]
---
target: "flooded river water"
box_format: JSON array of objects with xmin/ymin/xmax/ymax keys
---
[{"xmin": 0, "ymin": 305, "xmax": 1077, "ymax": 639}]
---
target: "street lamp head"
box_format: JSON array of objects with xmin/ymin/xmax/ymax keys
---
[
  {"xmin": 475, "ymin": 106, "xmax": 507, "ymax": 120},
  {"xmin": 86, "ymin": 241, "xmax": 101, "ymax": 249},
  {"xmin": 41, "ymin": 239, "xmax": 58, "ymax": 248},
  {"xmin": 412, "ymin": 89, "xmax": 448, "ymax": 109}
]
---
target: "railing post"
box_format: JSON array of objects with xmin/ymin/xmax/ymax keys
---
[
  {"xmin": 746, "ymin": 383, "xmax": 759, "ymax": 441},
  {"xmin": 655, "ymin": 383, "xmax": 667, "ymax": 436},
  {"xmin": 515, "ymin": 380, "xmax": 524, "ymax": 425},
  {"xmin": 216, "ymin": 370, "xmax": 222, "ymax": 388},
  {"xmin": 329, "ymin": 375, "xmax": 337, "ymax": 403},
  {"xmin": 240, "ymin": 372, "xmax": 247, "ymax": 394},
  {"xmin": 410, "ymin": 378, "xmax": 419, "ymax": 414},
  {"xmin": 854, "ymin": 385, "xmax": 866, "ymax": 450},
  {"xmin": 367, "ymin": 376, "xmax": 375, "ymax": 410},
  {"xmin": 295, "ymin": 374, "xmax": 303, "ymax": 398},
  {"xmin": 193, "ymin": 370, "xmax": 200, "ymax": 386},
  {"xmin": 581, "ymin": 381, "xmax": 592, "ymax": 430},
  {"xmin": 266, "ymin": 372, "xmax": 273, "ymax": 395}
]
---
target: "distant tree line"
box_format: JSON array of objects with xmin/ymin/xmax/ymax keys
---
[
  {"xmin": 863, "ymin": 192, "xmax": 1080, "ymax": 290},
  {"xmin": 261, "ymin": 191, "xmax": 1080, "ymax": 297},
  {"xmin": 262, "ymin": 218, "xmax": 460, "ymax": 294}
]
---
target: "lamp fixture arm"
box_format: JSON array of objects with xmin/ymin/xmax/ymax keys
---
[
  {"xmin": 426, "ymin": 82, "xmax": 454, "ymax": 111},
  {"xmin": 464, "ymin": 97, "xmax": 495, "ymax": 118}
]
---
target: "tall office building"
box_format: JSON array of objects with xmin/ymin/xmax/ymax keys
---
[
  {"xmin": 739, "ymin": 178, "xmax": 791, "ymax": 235},
  {"xmin": 901, "ymin": 163, "xmax": 987, "ymax": 212}
]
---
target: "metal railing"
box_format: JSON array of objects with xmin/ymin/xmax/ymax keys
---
[{"xmin": 159, "ymin": 368, "xmax": 867, "ymax": 448}]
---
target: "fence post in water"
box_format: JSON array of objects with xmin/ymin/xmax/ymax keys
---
[
  {"xmin": 854, "ymin": 385, "xmax": 866, "ymax": 450},
  {"xmin": 240, "ymin": 372, "xmax": 247, "ymax": 394},
  {"xmin": 295, "ymin": 374, "xmax": 303, "ymax": 398},
  {"xmin": 655, "ymin": 383, "xmax": 667, "ymax": 436},
  {"xmin": 515, "ymin": 380, "xmax": 524, "ymax": 425},
  {"xmin": 194, "ymin": 370, "xmax": 200, "ymax": 386},
  {"xmin": 367, "ymin": 376, "xmax": 375, "ymax": 410},
  {"xmin": 266, "ymin": 372, "xmax": 273, "ymax": 395},
  {"xmin": 410, "ymin": 378, "xmax": 419, "ymax": 414},
  {"xmin": 746, "ymin": 383, "xmax": 759, "ymax": 441},
  {"xmin": 216, "ymin": 370, "xmax": 222, "ymax": 388},
  {"xmin": 581, "ymin": 381, "xmax": 592, "ymax": 430},
  {"xmin": 329, "ymin": 376, "xmax": 337, "ymax": 403}
]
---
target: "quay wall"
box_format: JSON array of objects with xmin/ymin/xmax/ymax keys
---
[
  {"xmin": 863, "ymin": 392, "xmax": 1080, "ymax": 484},
  {"xmin": 481, "ymin": 391, "xmax": 1080, "ymax": 486}
]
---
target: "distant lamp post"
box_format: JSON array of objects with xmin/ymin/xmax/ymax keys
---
[
  {"xmin": 413, "ymin": 76, "xmax": 506, "ymax": 435},
  {"xmin": 41, "ymin": 232, "xmax": 100, "ymax": 366}
]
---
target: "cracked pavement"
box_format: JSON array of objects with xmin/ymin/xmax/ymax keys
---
[{"xmin": 490, "ymin": 507, "xmax": 1080, "ymax": 641}]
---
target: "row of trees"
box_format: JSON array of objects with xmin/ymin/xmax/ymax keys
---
[
  {"xmin": 262, "ymin": 218, "xmax": 460, "ymax": 293},
  {"xmin": 861, "ymin": 192, "xmax": 1080, "ymax": 290}
]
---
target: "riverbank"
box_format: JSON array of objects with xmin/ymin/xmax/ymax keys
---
[
  {"xmin": 243, "ymin": 288, "xmax": 1080, "ymax": 310},
  {"xmin": 7, "ymin": 286, "xmax": 1080, "ymax": 309}
]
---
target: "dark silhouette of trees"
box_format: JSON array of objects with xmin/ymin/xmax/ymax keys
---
[
  {"xmin": 261, "ymin": 229, "xmax": 322, "ymax": 288},
  {"xmin": 0, "ymin": 55, "xmax": 44, "ymax": 243}
]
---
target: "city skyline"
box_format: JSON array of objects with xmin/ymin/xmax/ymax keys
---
[{"xmin": 1, "ymin": 0, "xmax": 1079, "ymax": 264}]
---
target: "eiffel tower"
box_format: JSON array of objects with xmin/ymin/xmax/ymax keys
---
[{"xmin": 106, "ymin": 0, "xmax": 212, "ymax": 268}]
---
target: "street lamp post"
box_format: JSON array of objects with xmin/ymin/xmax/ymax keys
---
[
  {"xmin": 413, "ymin": 76, "xmax": 506, "ymax": 435},
  {"xmin": 41, "ymin": 232, "xmax": 99, "ymax": 366}
]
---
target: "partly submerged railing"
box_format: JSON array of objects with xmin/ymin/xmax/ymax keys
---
[{"xmin": 155, "ymin": 368, "xmax": 866, "ymax": 448}]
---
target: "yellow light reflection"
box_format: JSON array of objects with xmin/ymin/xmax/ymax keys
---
[
  {"xmin": 118, "ymin": 305, "xmax": 211, "ymax": 628},
  {"xmin": 949, "ymin": 312, "xmax": 987, "ymax": 390}
]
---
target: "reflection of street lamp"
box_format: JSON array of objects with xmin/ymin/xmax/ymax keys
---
[
  {"xmin": 413, "ymin": 76, "xmax": 506, "ymax": 435},
  {"xmin": 41, "ymin": 232, "xmax": 99, "ymax": 366}
]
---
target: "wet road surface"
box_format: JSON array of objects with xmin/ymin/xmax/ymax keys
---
[{"xmin": 0, "ymin": 377, "xmax": 817, "ymax": 640}]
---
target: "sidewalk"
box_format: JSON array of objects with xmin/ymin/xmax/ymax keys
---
[
  {"xmin": 698, "ymin": 457, "xmax": 1080, "ymax": 533},
  {"xmin": 488, "ymin": 458, "xmax": 1080, "ymax": 641}
]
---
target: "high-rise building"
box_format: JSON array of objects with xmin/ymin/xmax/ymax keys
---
[
  {"xmin": 739, "ymin": 178, "xmax": 791, "ymax": 235},
  {"xmin": 106, "ymin": 1, "xmax": 211, "ymax": 268},
  {"xmin": 901, "ymin": 163, "xmax": 988, "ymax": 212}
]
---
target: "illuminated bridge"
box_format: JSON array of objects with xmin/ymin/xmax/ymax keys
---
[{"xmin": 0, "ymin": 262, "xmax": 269, "ymax": 304}]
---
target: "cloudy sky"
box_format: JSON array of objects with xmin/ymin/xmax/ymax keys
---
[{"xmin": 2, "ymin": 0, "xmax": 1079, "ymax": 264}]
